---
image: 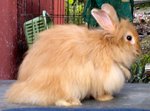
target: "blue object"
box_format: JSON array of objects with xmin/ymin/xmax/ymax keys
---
[{"xmin": 3, "ymin": 107, "xmax": 150, "ymax": 111}]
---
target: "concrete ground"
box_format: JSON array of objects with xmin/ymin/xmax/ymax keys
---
[{"xmin": 0, "ymin": 80, "xmax": 150, "ymax": 111}]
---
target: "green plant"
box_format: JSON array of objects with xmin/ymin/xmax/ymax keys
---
[
  {"xmin": 129, "ymin": 52, "xmax": 150, "ymax": 83},
  {"xmin": 65, "ymin": 0, "xmax": 85, "ymax": 24}
]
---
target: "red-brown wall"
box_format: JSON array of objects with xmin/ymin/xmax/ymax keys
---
[
  {"xmin": 0, "ymin": 0, "xmax": 18, "ymax": 79},
  {"xmin": 54, "ymin": 0, "xmax": 65, "ymax": 24},
  {"xmin": 0, "ymin": 0, "xmax": 65, "ymax": 80}
]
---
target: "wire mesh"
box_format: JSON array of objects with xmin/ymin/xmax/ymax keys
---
[{"xmin": 17, "ymin": 0, "xmax": 85, "ymax": 49}]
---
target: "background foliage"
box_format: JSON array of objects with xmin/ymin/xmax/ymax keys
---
[{"xmin": 65, "ymin": 0, "xmax": 150, "ymax": 83}]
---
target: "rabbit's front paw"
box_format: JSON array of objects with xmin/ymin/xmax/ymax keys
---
[
  {"xmin": 96, "ymin": 94, "xmax": 114, "ymax": 101},
  {"xmin": 118, "ymin": 63, "xmax": 131, "ymax": 80}
]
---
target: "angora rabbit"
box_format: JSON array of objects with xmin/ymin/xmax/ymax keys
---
[{"xmin": 6, "ymin": 3, "xmax": 141, "ymax": 106}]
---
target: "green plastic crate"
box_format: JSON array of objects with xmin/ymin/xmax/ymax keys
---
[{"xmin": 24, "ymin": 10, "xmax": 52, "ymax": 48}]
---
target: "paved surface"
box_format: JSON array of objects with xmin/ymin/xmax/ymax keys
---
[{"xmin": 0, "ymin": 80, "xmax": 150, "ymax": 110}]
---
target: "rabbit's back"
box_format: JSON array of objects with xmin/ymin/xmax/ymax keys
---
[{"xmin": 18, "ymin": 25, "xmax": 94, "ymax": 81}]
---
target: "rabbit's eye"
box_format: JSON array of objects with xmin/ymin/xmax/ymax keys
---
[{"xmin": 126, "ymin": 35, "xmax": 132, "ymax": 41}]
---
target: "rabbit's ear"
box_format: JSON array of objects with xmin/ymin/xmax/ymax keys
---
[
  {"xmin": 91, "ymin": 9, "xmax": 115, "ymax": 32},
  {"xmin": 101, "ymin": 3, "xmax": 119, "ymax": 24}
]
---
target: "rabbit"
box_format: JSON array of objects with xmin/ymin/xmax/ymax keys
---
[{"xmin": 5, "ymin": 3, "xmax": 141, "ymax": 106}]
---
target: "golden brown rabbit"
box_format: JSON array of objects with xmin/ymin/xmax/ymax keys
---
[{"xmin": 6, "ymin": 3, "xmax": 141, "ymax": 106}]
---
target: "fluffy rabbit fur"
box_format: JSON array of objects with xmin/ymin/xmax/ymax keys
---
[{"xmin": 6, "ymin": 4, "xmax": 141, "ymax": 106}]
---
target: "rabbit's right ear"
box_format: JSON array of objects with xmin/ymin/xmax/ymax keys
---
[
  {"xmin": 91, "ymin": 9, "xmax": 115, "ymax": 33},
  {"xmin": 101, "ymin": 3, "xmax": 119, "ymax": 24}
]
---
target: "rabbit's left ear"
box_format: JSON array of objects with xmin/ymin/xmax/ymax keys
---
[{"xmin": 91, "ymin": 9, "xmax": 115, "ymax": 33}]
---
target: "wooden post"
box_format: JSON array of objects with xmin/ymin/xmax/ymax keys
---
[
  {"xmin": 54, "ymin": 0, "xmax": 65, "ymax": 24},
  {"xmin": 0, "ymin": 0, "xmax": 18, "ymax": 79}
]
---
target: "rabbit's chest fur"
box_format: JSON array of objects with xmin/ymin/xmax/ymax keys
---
[{"xmin": 64, "ymin": 60, "xmax": 125, "ymax": 99}]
